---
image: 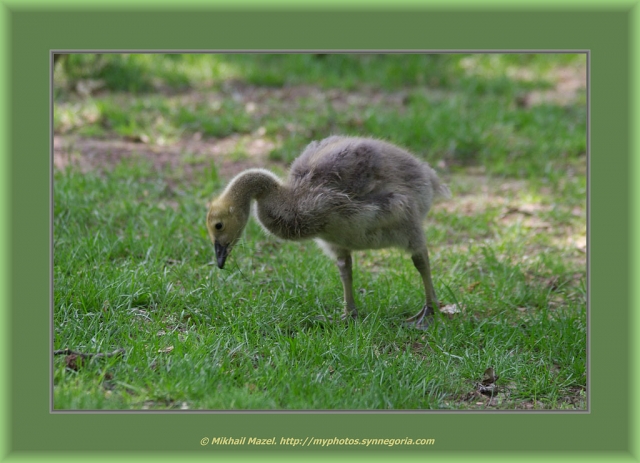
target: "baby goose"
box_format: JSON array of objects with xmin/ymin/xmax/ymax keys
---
[{"xmin": 206, "ymin": 136, "xmax": 450, "ymax": 329}]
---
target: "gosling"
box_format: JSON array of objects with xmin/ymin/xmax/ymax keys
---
[{"xmin": 206, "ymin": 136, "xmax": 450, "ymax": 329}]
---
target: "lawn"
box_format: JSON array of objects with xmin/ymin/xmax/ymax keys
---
[{"xmin": 53, "ymin": 53, "xmax": 587, "ymax": 410}]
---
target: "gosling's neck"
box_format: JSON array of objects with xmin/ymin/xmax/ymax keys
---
[
  {"xmin": 223, "ymin": 168, "xmax": 316, "ymax": 241},
  {"xmin": 223, "ymin": 168, "xmax": 283, "ymax": 206},
  {"xmin": 221, "ymin": 169, "xmax": 291, "ymax": 237}
]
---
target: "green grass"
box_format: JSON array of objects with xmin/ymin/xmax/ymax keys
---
[{"xmin": 53, "ymin": 53, "xmax": 586, "ymax": 410}]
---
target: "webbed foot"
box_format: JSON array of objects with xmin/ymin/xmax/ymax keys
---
[{"xmin": 404, "ymin": 304, "xmax": 435, "ymax": 330}]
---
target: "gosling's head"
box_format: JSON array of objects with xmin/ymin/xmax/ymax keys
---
[{"xmin": 206, "ymin": 196, "xmax": 250, "ymax": 269}]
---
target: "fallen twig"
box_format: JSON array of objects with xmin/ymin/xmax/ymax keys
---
[{"xmin": 54, "ymin": 348, "xmax": 126, "ymax": 359}]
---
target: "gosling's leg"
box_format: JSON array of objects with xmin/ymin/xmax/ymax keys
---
[
  {"xmin": 315, "ymin": 250, "xmax": 357, "ymax": 322},
  {"xmin": 406, "ymin": 247, "xmax": 438, "ymax": 330},
  {"xmin": 336, "ymin": 252, "xmax": 358, "ymax": 320}
]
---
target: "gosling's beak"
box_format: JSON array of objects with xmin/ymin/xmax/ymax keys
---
[{"xmin": 214, "ymin": 241, "xmax": 229, "ymax": 269}]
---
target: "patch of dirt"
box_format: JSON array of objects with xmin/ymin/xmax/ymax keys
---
[
  {"xmin": 219, "ymin": 80, "xmax": 416, "ymax": 116},
  {"xmin": 54, "ymin": 130, "xmax": 279, "ymax": 182},
  {"xmin": 437, "ymin": 173, "xmax": 532, "ymax": 213},
  {"xmin": 52, "ymin": 83, "xmax": 444, "ymax": 183},
  {"xmin": 517, "ymin": 65, "xmax": 587, "ymax": 108},
  {"xmin": 451, "ymin": 385, "xmax": 586, "ymax": 410}
]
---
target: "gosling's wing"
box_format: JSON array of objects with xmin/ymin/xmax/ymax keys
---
[
  {"xmin": 297, "ymin": 137, "xmax": 432, "ymax": 194},
  {"xmin": 289, "ymin": 137, "xmax": 385, "ymax": 196}
]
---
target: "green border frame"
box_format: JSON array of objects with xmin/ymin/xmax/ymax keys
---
[{"xmin": 1, "ymin": 0, "xmax": 638, "ymax": 461}]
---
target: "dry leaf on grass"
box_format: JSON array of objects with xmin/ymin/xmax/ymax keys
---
[
  {"xmin": 440, "ymin": 304, "xmax": 462, "ymax": 318},
  {"xmin": 466, "ymin": 281, "xmax": 480, "ymax": 292},
  {"xmin": 475, "ymin": 367, "xmax": 501, "ymax": 396},
  {"xmin": 64, "ymin": 354, "xmax": 83, "ymax": 371}
]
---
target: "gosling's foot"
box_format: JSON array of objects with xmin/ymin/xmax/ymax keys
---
[{"xmin": 404, "ymin": 305, "xmax": 435, "ymax": 330}]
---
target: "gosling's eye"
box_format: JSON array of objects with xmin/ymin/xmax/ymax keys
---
[{"xmin": 215, "ymin": 222, "xmax": 224, "ymax": 230}]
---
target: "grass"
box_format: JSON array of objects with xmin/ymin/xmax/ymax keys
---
[{"xmin": 53, "ymin": 53, "xmax": 586, "ymax": 410}]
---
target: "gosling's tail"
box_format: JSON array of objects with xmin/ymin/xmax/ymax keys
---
[
  {"xmin": 425, "ymin": 164, "xmax": 452, "ymax": 200},
  {"xmin": 435, "ymin": 182, "xmax": 452, "ymax": 199}
]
